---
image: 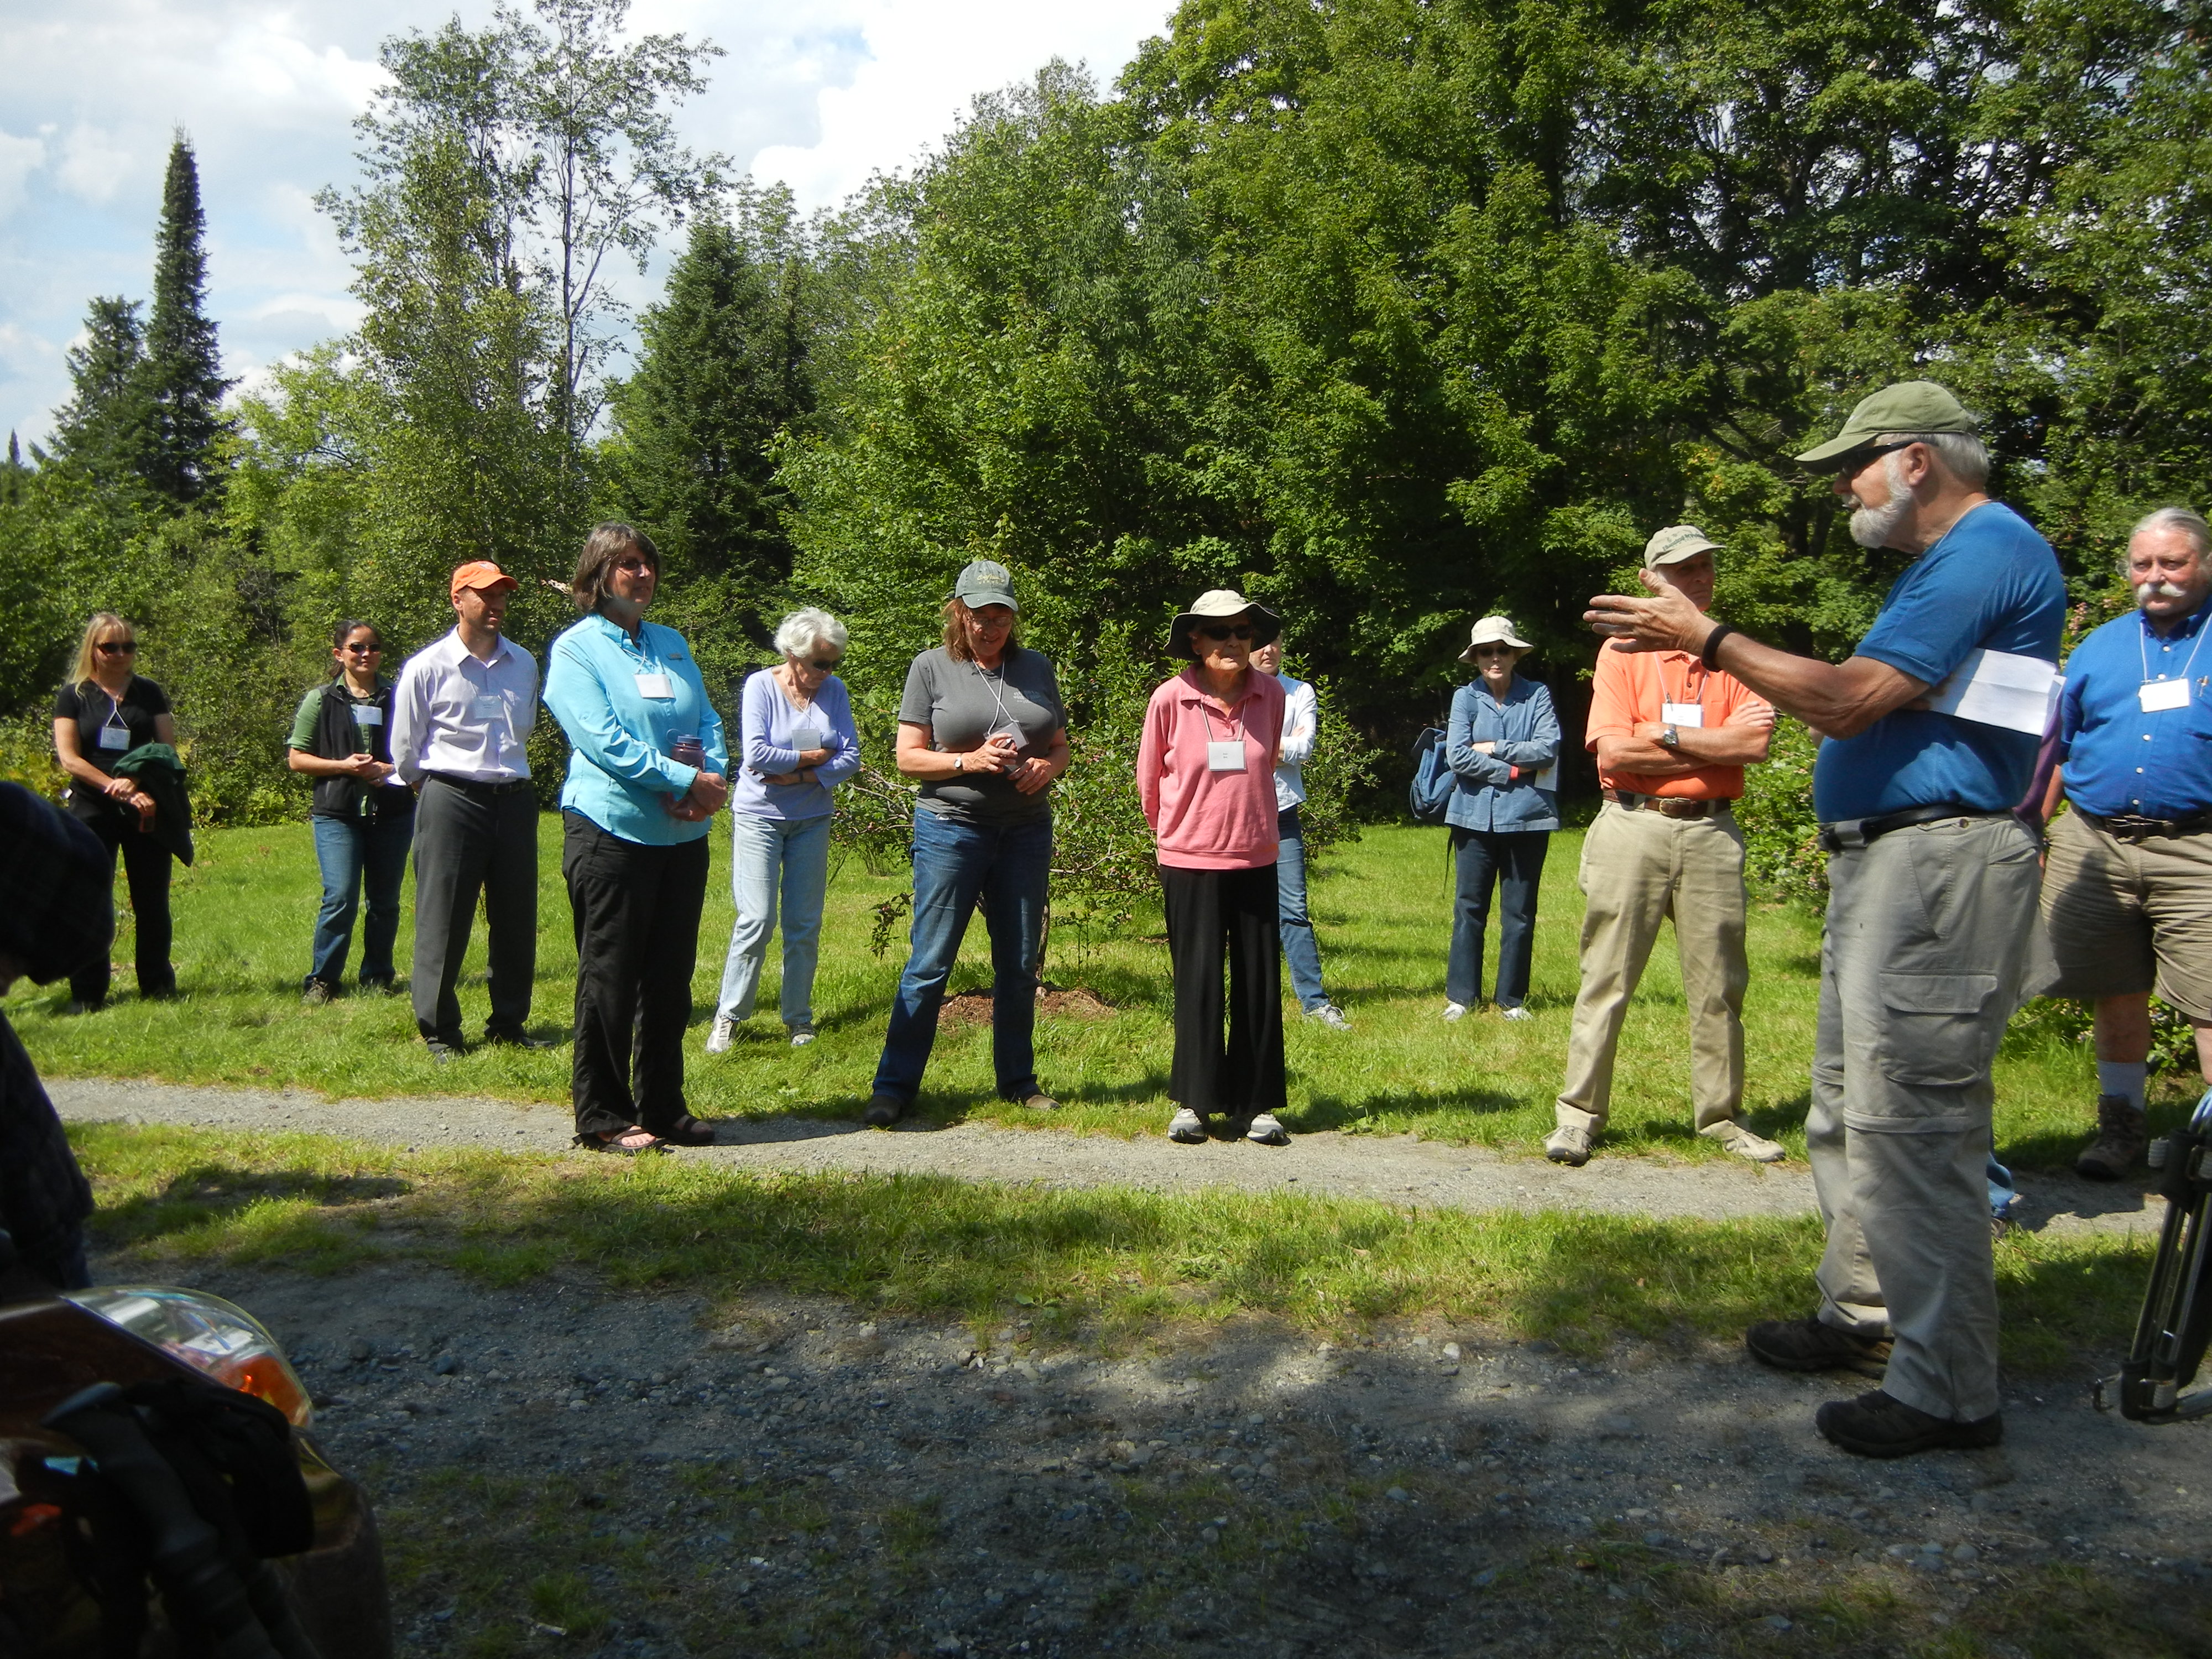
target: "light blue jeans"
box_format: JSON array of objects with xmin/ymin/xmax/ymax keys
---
[
  {"xmin": 716, "ymin": 810, "xmax": 833, "ymax": 1026},
  {"xmin": 1276, "ymin": 806, "xmax": 1330, "ymax": 1011}
]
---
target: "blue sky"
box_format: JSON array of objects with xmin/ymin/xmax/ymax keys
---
[{"xmin": 0, "ymin": 0, "xmax": 1172, "ymax": 449}]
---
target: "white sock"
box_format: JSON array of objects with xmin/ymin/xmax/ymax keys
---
[{"xmin": 2096, "ymin": 1060, "xmax": 2147, "ymax": 1112}]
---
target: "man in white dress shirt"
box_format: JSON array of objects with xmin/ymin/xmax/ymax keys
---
[
  {"xmin": 1250, "ymin": 640, "xmax": 1348, "ymax": 1028},
  {"xmin": 390, "ymin": 562, "xmax": 547, "ymax": 1060}
]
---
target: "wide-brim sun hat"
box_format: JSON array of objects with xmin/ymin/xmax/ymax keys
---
[
  {"xmin": 1458, "ymin": 615, "xmax": 1533, "ymax": 662},
  {"xmin": 952, "ymin": 558, "xmax": 1019, "ymax": 613},
  {"xmin": 1794, "ymin": 379, "xmax": 1978, "ymax": 466},
  {"xmin": 1170, "ymin": 588, "xmax": 1282, "ymax": 658}
]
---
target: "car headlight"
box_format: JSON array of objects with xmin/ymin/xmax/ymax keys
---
[{"xmin": 63, "ymin": 1286, "xmax": 314, "ymax": 1427}]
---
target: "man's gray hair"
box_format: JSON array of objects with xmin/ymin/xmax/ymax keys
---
[
  {"xmin": 1877, "ymin": 430, "xmax": 1990, "ymax": 490},
  {"xmin": 774, "ymin": 607, "xmax": 848, "ymax": 659},
  {"xmin": 2130, "ymin": 505, "xmax": 2211, "ymax": 560}
]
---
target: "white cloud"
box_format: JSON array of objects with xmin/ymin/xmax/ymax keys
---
[{"xmin": 0, "ymin": 1, "xmax": 1176, "ymax": 447}]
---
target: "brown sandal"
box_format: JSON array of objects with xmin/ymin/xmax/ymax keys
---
[
  {"xmin": 573, "ymin": 1126, "xmax": 667, "ymax": 1156},
  {"xmin": 659, "ymin": 1114, "xmax": 716, "ymax": 1147}
]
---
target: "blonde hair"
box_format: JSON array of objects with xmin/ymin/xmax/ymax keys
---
[{"xmin": 70, "ymin": 612, "xmax": 134, "ymax": 690}]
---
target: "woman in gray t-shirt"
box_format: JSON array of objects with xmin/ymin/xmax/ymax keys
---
[{"xmin": 863, "ymin": 560, "xmax": 1070, "ymax": 1124}]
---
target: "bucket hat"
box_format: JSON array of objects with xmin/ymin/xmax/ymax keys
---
[
  {"xmin": 1458, "ymin": 615, "xmax": 1533, "ymax": 662},
  {"xmin": 1794, "ymin": 380, "xmax": 1978, "ymax": 466},
  {"xmin": 1170, "ymin": 589, "xmax": 1282, "ymax": 658},
  {"xmin": 952, "ymin": 559, "xmax": 1019, "ymax": 612}
]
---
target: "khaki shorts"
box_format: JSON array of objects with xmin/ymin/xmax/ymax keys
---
[{"xmin": 2039, "ymin": 808, "xmax": 2212, "ymax": 1019}]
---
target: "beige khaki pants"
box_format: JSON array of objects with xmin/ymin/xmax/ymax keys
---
[
  {"xmin": 1556, "ymin": 801, "xmax": 1749, "ymax": 1135},
  {"xmin": 1809, "ymin": 814, "xmax": 2041, "ymax": 1423}
]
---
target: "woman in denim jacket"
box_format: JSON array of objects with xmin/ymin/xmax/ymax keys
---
[{"xmin": 1443, "ymin": 617, "xmax": 1560, "ymax": 1021}]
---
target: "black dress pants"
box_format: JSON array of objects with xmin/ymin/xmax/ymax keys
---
[
  {"xmin": 68, "ymin": 810, "xmax": 174, "ymax": 1006},
  {"xmin": 563, "ymin": 813, "xmax": 709, "ymax": 1138},
  {"xmin": 410, "ymin": 776, "xmax": 539, "ymax": 1045},
  {"xmin": 1160, "ymin": 862, "xmax": 1286, "ymax": 1117}
]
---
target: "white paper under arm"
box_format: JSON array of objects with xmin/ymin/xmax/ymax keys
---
[{"xmin": 1924, "ymin": 648, "xmax": 2063, "ymax": 736}]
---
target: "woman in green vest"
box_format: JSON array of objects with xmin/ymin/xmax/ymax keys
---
[{"xmin": 287, "ymin": 620, "xmax": 415, "ymax": 1003}]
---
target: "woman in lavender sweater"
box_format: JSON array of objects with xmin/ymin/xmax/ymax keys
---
[{"xmin": 706, "ymin": 609, "xmax": 862, "ymax": 1052}]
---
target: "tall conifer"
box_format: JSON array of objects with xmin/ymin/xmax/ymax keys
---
[
  {"xmin": 142, "ymin": 132, "xmax": 230, "ymax": 503},
  {"xmin": 49, "ymin": 295, "xmax": 155, "ymax": 493}
]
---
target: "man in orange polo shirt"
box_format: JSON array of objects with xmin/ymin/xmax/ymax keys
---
[{"xmin": 1548, "ymin": 525, "xmax": 1784, "ymax": 1166}]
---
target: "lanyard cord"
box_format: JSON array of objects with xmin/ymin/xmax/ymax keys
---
[
  {"xmin": 973, "ymin": 659, "xmax": 1017, "ymax": 739},
  {"xmin": 1198, "ymin": 696, "xmax": 1243, "ymax": 745},
  {"xmin": 1666, "ymin": 659, "xmax": 1707, "ymax": 708},
  {"xmin": 2140, "ymin": 612, "xmax": 2211, "ymax": 686}
]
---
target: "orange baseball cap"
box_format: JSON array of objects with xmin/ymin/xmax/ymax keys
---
[{"xmin": 450, "ymin": 560, "xmax": 520, "ymax": 598}]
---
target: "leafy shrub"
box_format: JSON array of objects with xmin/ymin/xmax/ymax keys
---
[{"xmin": 1737, "ymin": 715, "xmax": 1826, "ymax": 905}]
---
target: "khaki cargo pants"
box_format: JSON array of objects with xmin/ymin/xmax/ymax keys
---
[
  {"xmin": 1556, "ymin": 801, "xmax": 1749, "ymax": 1135},
  {"xmin": 1810, "ymin": 813, "xmax": 2041, "ymax": 1423}
]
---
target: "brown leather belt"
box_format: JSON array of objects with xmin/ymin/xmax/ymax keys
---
[{"xmin": 1612, "ymin": 790, "xmax": 1731, "ymax": 821}]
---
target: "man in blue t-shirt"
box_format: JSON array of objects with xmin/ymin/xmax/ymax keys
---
[
  {"xmin": 1585, "ymin": 381, "xmax": 2065, "ymax": 1459},
  {"xmin": 2038, "ymin": 507, "xmax": 2212, "ymax": 1180}
]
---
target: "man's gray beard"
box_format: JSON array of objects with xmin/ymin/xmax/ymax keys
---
[{"xmin": 1848, "ymin": 457, "xmax": 1913, "ymax": 550}]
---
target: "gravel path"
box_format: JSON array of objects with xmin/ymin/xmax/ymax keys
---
[{"xmin": 51, "ymin": 1077, "xmax": 2157, "ymax": 1235}]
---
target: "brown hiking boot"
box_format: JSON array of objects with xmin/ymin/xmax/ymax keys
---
[
  {"xmin": 2075, "ymin": 1093, "xmax": 2148, "ymax": 1181},
  {"xmin": 1745, "ymin": 1316, "xmax": 1891, "ymax": 1378}
]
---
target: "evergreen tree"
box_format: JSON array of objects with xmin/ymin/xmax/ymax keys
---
[
  {"xmin": 141, "ymin": 132, "xmax": 230, "ymax": 503},
  {"xmin": 608, "ymin": 210, "xmax": 812, "ymax": 667},
  {"xmin": 48, "ymin": 295, "xmax": 155, "ymax": 494}
]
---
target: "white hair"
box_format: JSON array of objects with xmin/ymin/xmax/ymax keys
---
[
  {"xmin": 774, "ymin": 607, "xmax": 848, "ymax": 658},
  {"xmin": 2130, "ymin": 506, "xmax": 2211, "ymax": 560},
  {"xmin": 1877, "ymin": 429, "xmax": 1990, "ymax": 490}
]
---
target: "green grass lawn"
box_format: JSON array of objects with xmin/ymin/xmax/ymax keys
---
[{"xmin": 7, "ymin": 816, "xmax": 2168, "ymax": 1169}]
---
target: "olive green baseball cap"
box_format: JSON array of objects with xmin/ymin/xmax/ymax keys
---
[
  {"xmin": 1643, "ymin": 524, "xmax": 1721, "ymax": 569},
  {"xmin": 1795, "ymin": 380, "xmax": 1978, "ymax": 466},
  {"xmin": 952, "ymin": 558, "xmax": 1019, "ymax": 612}
]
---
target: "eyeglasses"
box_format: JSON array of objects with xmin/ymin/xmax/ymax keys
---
[
  {"xmin": 1833, "ymin": 440, "xmax": 1916, "ymax": 477},
  {"xmin": 343, "ymin": 642, "xmax": 382, "ymax": 655},
  {"xmin": 1199, "ymin": 625, "xmax": 1255, "ymax": 642},
  {"xmin": 96, "ymin": 641, "xmax": 138, "ymax": 656},
  {"xmin": 613, "ymin": 558, "xmax": 654, "ymax": 575}
]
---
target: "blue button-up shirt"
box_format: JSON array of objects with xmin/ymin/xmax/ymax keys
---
[
  {"xmin": 2059, "ymin": 594, "xmax": 2212, "ymax": 820},
  {"xmin": 1444, "ymin": 675, "xmax": 1561, "ymax": 833},
  {"xmin": 543, "ymin": 613, "xmax": 728, "ymax": 846}
]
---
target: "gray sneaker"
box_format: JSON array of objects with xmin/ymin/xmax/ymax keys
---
[
  {"xmin": 705, "ymin": 1015, "xmax": 737, "ymax": 1056},
  {"xmin": 1545, "ymin": 1125, "xmax": 1591, "ymax": 1166},
  {"xmin": 787, "ymin": 1022, "xmax": 817, "ymax": 1047},
  {"xmin": 1499, "ymin": 1004, "xmax": 1532, "ymax": 1022},
  {"xmin": 1442, "ymin": 1001, "xmax": 1469, "ymax": 1022},
  {"xmin": 1245, "ymin": 1112, "xmax": 1290, "ymax": 1146},
  {"xmin": 1168, "ymin": 1107, "xmax": 1207, "ymax": 1144},
  {"xmin": 1306, "ymin": 1003, "xmax": 1352, "ymax": 1031},
  {"xmin": 300, "ymin": 978, "xmax": 336, "ymax": 1006},
  {"xmin": 1701, "ymin": 1120, "xmax": 1786, "ymax": 1163}
]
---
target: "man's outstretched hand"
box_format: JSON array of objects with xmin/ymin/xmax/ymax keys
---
[{"xmin": 1585, "ymin": 570, "xmax": 1718, "ymax": 655}]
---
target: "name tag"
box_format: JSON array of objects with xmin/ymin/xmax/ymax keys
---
[
  {"xmin": 791, "ymin": 729, "xmax": 824, "ymax": 753},
  {"xmin": 471, "ymin": 695, "xmax": 505, "ymax": 721},
  {"xmin": 1662, "ymin": 702, "xmax": 1705, "ymax": 728},
  {"xmin": 97, "ymin": 725, "xmax": 131, "ymax": 751},
  {"xmin": 1207, "ymin": 740, "xmax": 1247, "ymax": 773},
  {"xmin": 634, "ymin": 672, "xmax": 674, "ymax": 700},
  {"xmin": 2141, "ymin": 677, "xmax": 2192, "ymax": 712},
  {"xmin": 351, "ymin": 705, "xmax": 384, "ymax": 727}
]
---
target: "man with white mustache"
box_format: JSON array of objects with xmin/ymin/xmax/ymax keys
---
[
  {"xmin": 1583, "ymin": 381, "xmax": 2065, "ymax": 1458},
  {"xmin": 2037, "ymin": 507, "xmax": 2212, "ymax": 1178}
]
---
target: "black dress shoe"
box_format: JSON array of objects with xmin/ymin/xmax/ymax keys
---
[
  {"xmin": 424, "ymin": 1039, "xmax": 465, "ymax": 1064},
  {"xmin": 863, "ymin": 1094, "xmax": 906, "ymax": 1127},
  {"xmin": 484, "ymin": 1028, "xmax": 556, "ymax": 1051}
]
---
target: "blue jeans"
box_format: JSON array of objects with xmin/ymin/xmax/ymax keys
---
[
  {"xmin": 309, "ymin": 811, "xmax": 412, "ymax": 988},
  {"xmin": 1276, "ymin": 806, "xmax": 1329, "ymax": 1010},
  {"xmin": 872, "ymin": 807, "xmax": 1051, "ymax": 1104},
  {"xmin": 1447, "ymin": 827, "xmax": 1550, "ymax": 1008},
  {"xmin": 716, "ymin": 811, "xmax": 833, "ymax": 1026}
]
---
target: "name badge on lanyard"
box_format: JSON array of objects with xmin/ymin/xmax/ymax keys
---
[
  {"xmin": 97, "ymin": 722, "xmax": 131, "ymax": 752},
  {"xmin": 791, "ymin": 729, "xmax": 824, "ymax": 754},
  {"xmin": 471, "ymin": 694, "xmax": 505, "ymax": 721},
  {"xmin": 1661, "ymin": 702, "xmax": 1705, "ymax": 728},
  {"xmin": 1207, "ymin": 739, "xmax": 1247, "ymax": 773},
  {"xmin": 634, "ymin": 671, "xmax": 674, "ymax": 700},
  {"xmin": 2141, "ymin": 677, "xmax": 2192, "ymax": 713},
  {"xmin": 351, "ymin": 704, "xmax": 384, "ymax": 728}
]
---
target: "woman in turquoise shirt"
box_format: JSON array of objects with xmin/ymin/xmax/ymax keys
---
[{"xmin": 544, "ymin": 522, "xmax": 729, "ymax": 1154}]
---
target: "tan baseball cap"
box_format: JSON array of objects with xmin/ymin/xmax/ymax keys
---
[
  {"xmin": 1643, "ymin": 525, "xmax": 1720, "ymax": 570},
  {"xmin": 1794, "ymin": 380, "xmax": 1978, "ymax": 465}
]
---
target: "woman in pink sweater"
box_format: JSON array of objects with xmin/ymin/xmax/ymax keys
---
[{"xmin": 1138, "ymin": 589, "xmax": 1291, "ymax": 1145}]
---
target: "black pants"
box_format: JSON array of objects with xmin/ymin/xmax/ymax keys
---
[
  {"xmin": 563, "ymin": 813, "xmax": 709, "ymax": 1138},
  {"xmin": 410, "ymin": 777, "xmax": 539, "ymax": 1045},
  {"xmin": 1160, "ymin": 862, "xmax": 1286, "ymax": 1117},
  {"xmin": 69, "ymin": 810, "xmax": 174, "ymax": 1006}
]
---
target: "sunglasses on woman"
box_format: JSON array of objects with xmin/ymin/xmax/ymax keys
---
[
  {"xmin": 342, "ymin": 641, "xmax": 383, "ymax": 655},
  {"xmin": 96, "ymin": 641, "xmax": 138, "ymax": 656},
  {"xmin": 804, "ymin": 656, "xmax": 842, "ymax": 672},
  {"xmin": 1199, "ymin": 625, "xmax": 1255, "ymax": 642},
  {"xmin": 1473, "ymin": 645, "xmax": 1516, "ymax": 658}
]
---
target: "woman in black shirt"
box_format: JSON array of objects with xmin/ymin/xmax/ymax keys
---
[{"xmin": 50, "ymin": 612, "xmax": 178, "ymax": 1011}]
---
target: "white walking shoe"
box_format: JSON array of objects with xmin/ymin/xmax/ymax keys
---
[
  {"xmin": 1545, "ymin": 1125, "xmax": 1592, "ymax": 1166},
  {"xmin": 1701, "ymin": 1120, "xmax": 1787, "ymax": 1163},
  {"xmin": 1442, "ymin": 1001, "xmax": 1469, "ymax": 1022},
  {"xmin": 1499, "ymin": 1004, "xmax": 1532, "ymax": 1022},
  {"xmin": 1168, "ymin": 1107, "xmax": 1207, "ymax": 1144},
  {"xmin": 788, "ymin": 1022, "xmax": 816, "ymax": 1047},
  {"xmin": 705, "ymin": 1015, "xmax": 737, "ymax": 1056},
  {"xmin": 1306, "ymin": 1003, "xmax": 1352, "ymax": 1031},
  {"xmin": 1245, "ymin": 1112, "xmax": 1289, "ymax": 1146}
]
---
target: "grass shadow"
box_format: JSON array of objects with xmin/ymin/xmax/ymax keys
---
[{"xmin": 1298, "ymin": 1083, "xmax": 1529, "ymax": 1130}]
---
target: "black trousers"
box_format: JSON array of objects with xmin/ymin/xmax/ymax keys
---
[
  {"xmin": 563, "ymin": 813, "xmax": 709, "ymax": 1138},
  {"xmin": 68, "ymin": 810, "xmax": 173, "ymax": 1006},
  {"xmin": 1160, "ymin": 862, "xmax": 1286, "ymax": 1116},
  {"xmin": 410, "ymin": 777, "xmax": 539, "ymax": 1045}
]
